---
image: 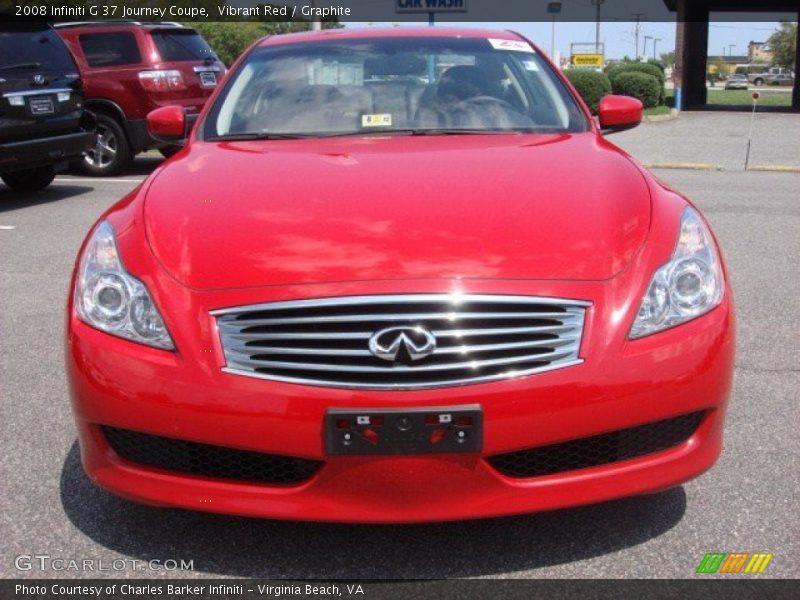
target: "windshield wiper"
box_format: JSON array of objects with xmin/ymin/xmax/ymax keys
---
[
  {"xmin": 210, "ymin": 128, "xmax": 539, "ymax": 142},
  {"xmin": 410, "ymin": 128, "xmax": 536, "ymax": 136},
  {"xmin": 316, "ymin": 128, "xmax": 536, "ymax": 138},
  {"xmin": 0, "ymin": 62, "xmax": 43, "ymax": 72},
  {"xmin": 209, "ymin": 132, "xmax": 316, "ymax": 141}
]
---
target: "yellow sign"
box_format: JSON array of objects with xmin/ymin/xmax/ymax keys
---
[{"xmin": 571, "ymin": 54, "xmax": 604, "ymax": 67}]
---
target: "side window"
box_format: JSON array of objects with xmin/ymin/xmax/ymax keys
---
[{"xmin": 79, "ymin": 32, "xmax": 141, "ymax": 67}]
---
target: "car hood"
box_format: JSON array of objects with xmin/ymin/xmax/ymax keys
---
[{"xmin": 143, "ymin": 133, "xmax": 650, "ymax": 290}]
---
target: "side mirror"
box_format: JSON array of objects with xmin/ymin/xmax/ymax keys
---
[
  {"xmin": 146, "ymin": 105, "xmax": 187, "ymax": 143},
  {"xmin": 598, "ymin": 95, "xmax": 643, "ymax": 134}
]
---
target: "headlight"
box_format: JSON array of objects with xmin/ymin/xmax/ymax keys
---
[
  {"xmin": 74, "ymin": 221, "xmax": 174, "ymax": 350},
  {"xmin": 630, "ymin": 207, "xmax": 724, "ymax": 339}
]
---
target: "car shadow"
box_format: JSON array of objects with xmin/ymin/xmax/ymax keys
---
[
  {"xmin": 124, "ymin": 154, "xmax": 164, "ymax": 177},
  {"xmin": 0, "ymin": 184, "xmax": 94, "ymax": 212},
  {"xmin": 60, "ymin": 441, "xmax": 687, "ymax": 578},
  {"xmin": 65, "ymin": 153, "xmax": 164, "ymax": 178}
]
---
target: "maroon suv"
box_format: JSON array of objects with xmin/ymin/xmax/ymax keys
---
[{"xmin": 56, "ymin": 22, "xmax": 225, "ymax": 175}]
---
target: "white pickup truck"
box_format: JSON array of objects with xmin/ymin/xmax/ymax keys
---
[{"xmin": 744, "ymin": 66, "xmax": 795, "ymax": 86}]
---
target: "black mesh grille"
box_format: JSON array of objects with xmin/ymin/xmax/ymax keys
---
[
  {"xmin": 102, "ymin": 427, "xmax": 322, "ymax": 485},
  {"xmin": 487, "ymin": 411, "xmax": 705, "ymax": 478}
]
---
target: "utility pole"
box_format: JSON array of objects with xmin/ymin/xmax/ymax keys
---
[
  {"xmin": 632, "ymin": 13, "xmax": 646, "ymax": 60},
  {"xmin": 311, "ymin": 0, "xmax": 321, "ymax": 31},
  {"xmin": 591, "ymin": 0, "xmax": 605, "ymax": 54},
  {"xmin": 644, "ymin": 36, "xmax": 653, "ymax": 60},
  {"xmin": 548, "ymin": 2, "xmax": 562, "ymax": 60},
  {"xmin": 654, "ymin": 38, "xmax": 661, "ymax": 61},
  {"xmin": 729, "ymin": 44, "xmax": 736, "ymax": 57}
]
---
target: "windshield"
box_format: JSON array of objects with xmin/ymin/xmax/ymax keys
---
[{"xmin": 203, "ymin": 36, "xmax": 588, "ymax": 139}]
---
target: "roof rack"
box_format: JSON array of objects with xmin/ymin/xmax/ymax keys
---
[{"xmin": 53, "ymin": 21, "xmax": 184, "ymax": 29}]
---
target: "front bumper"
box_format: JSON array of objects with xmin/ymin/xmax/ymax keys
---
[{"xmin": 67, "ymin": 274, "xmax": 734, "ymax": 523}]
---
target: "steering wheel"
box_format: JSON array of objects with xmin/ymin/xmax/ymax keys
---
[
  {"xmin": 450, "ymin": 95, "xmax": 535, "ymax": 127},
  {"xmin": 455, "ymin": 95, "xmax": 516, "ymax": 111}
]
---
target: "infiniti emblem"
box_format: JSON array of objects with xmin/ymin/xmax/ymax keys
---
[{"xmin": 368, "ymin": 326, "xmax": 437, "ymax": 363}]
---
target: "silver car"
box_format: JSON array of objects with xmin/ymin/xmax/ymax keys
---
[{"xmin": 724, "ymin": 74, "xmax": 749, "ymax": 90}]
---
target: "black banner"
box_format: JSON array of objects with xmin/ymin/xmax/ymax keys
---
[
  {"xmin": 3, "ymin": 580, "xmax": 799, "ymax": 600},
  {"xmin": 2, "ymin": 0, "xmax": 798, "ymax": 23}
]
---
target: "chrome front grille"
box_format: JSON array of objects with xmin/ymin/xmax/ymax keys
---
[{"xmin": 213, "ymin": 294, "xmax": 590, "ymax": 390}]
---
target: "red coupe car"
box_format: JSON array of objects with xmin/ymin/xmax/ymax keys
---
[{"xmin": 66, "ymin": 28, "xmax": 734, "ymax": 523}]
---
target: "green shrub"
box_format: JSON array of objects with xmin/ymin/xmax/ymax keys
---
[
  {"xmin": 562, "ymin": 69, "xmax": 612, "ymax": 114},
  {"xmin": 612, "ymin": 72, "xmax": 661, "ymax": 108},
  {"xmin": 607, "ymin": 62, "xmax": 665, "ymax": 87},
  {"xmin": 607, "ymin": 62, "xmax": 666, "ymax": 104}
]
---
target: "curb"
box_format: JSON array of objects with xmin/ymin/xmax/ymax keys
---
[
  {"xmin": 643, "ymin": 108, "xmax": 679, "ymax": 123},
  {"xmin": 748, "ymin": 165, "xmax": 800, "ymax": 173},
  {"xmin": 645, "ymin": 162, "xmax": 721, "ymax": 171}
]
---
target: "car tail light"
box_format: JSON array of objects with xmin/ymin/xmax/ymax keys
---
[{"xmin": 138, "ymin": 70, "xmax": 186, "ymax": 92}]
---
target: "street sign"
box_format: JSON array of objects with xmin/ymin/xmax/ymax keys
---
[
  {"xmin": 745, "ymin": 92, "xmax": 760, "ymax": 169},
  {"xmin": 571, "ymin": 54, "xmax": 604, "ymax": 67},
  {"xmin": 396, "ymin": 0, "xmax": 468, "ymax": 13}
]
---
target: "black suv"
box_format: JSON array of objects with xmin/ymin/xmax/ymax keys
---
[{"xmin": 0, "ymin": 23, "xmax": 95, "ymax": 191}]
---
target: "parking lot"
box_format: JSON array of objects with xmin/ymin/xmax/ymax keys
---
[{"xmin": 1, "ymin": 113, "xmax": 798, "ymax": 579}]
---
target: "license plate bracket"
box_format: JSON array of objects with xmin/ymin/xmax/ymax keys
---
[
  {"xmin": 325, "ymin": 405, "xmax": 482, "ymax": 455},
  {"xmin": 198, "ymin": 71, "xmax": 217, "ymax": 88},
  {"xmin": 29, "ymin": 96, "xmax": 54, "ymax": 115}
]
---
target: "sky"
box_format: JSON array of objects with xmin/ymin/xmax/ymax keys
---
[
  {"xmin": 350, "ymin": 21, "xmax": 786, "ymax": 61},
  {"xmin": 241, "ymin": 1, "xmax": 795, "ymax": 61}
]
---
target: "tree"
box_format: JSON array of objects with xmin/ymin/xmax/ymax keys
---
[
  {"xmin": 188, "ymin": 22, "xmax": 268, "ymax": 66},
  {"xmin": 659, "ymin": 50, "xmax": 675, "ymax": 68},
  {"xmin": 188, "ymin": 20, "xmax": 342, "ymax": 67},
  {"xmin": 768, "ymin": 21, "xmax": 797, "ymax": 69},
  {"xmin": 707, "ymin": 57, "xmax": 727, "ymax": 86}
]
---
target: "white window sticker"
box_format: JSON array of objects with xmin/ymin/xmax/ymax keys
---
[
  {"xmin": 522, "ymin": 60, "xmax": 540, "ymax": 71},
  {"xmin": 488, "ymin": 38, "xmax": 534, "ymax": 53},
  {"xmin": 362, "ymin": 114, "xmax": 392, "ymax": 128}
]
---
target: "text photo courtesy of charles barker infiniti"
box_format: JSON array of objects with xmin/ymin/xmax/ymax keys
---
[{"xmin": 1, "ymin": 1, "xmax": 799, "ymax": 598}]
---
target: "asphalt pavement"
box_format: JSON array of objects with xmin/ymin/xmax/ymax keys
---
[
  {"xmin": 1, "ymin": 116, "xmax": 798, "ymax": 579},
  {"xmin": 614, "ymin": 111, "xmax": 800, "ymax": 172}
]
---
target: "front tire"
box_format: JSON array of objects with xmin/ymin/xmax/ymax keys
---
[
  {"xmin": 82, "ymin": 113, "xmax": 131, "ymax": 176},
  {"xmin": 753, "ymin": 78, "xmax": 764, "ymax": 86},
  {"xmin": 1, "ymin": 166, "xmax": 56, "ymax": 192}
]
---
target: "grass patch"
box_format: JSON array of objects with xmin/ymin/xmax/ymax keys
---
[
  {"xmin": 644, "ymin": 105, "xmax": 672, "ymax": 116},
  {"xmin": 706, "ymin": 89, "xmax": 791, "ymax": 106},
  {"xmin": 664, "ymin": 87, "xmax": 791, "ymax": 107}
]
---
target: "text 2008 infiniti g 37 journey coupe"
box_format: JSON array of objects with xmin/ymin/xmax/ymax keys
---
[{"xmin": 67, "ymin": 28, "xmax": 734, "ymax": 522}]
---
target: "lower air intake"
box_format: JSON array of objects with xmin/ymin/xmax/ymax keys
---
[
  {"xmin": 103, "ymin": 426, "xmax": 322, "ymax": 485},
  {"xmin": 487, "ymin": 411, "xmax": 705, "ymax": 478}
]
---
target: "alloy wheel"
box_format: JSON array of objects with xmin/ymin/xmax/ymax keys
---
[{"xmin": 84, "ymin": 124, "xmax": 118, "ymax": 169}]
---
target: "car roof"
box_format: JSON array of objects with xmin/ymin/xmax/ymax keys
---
[
  {"xmin": 54, "ymin": 21, "xmax": 189, "ymax": 33},
  {"xmin": 257, "ymin": 27, "xmax": 528, "ymax": 48}
]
